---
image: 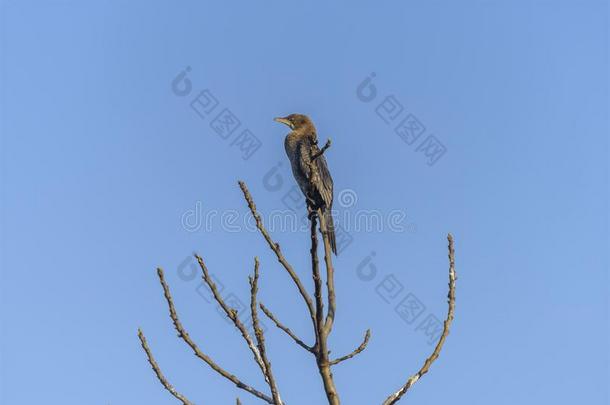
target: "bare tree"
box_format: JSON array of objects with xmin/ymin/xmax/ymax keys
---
[{"xmin": 138, "ymin": 145, "xmax": 457, "ymax": 404}]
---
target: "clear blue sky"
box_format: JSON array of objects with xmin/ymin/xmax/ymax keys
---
[{"xmin": 1, "ymin": 1, "xmax": 608, "ymax": 404}]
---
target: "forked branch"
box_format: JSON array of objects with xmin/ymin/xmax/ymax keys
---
[
  {"xmin": 154, "ymin": 267, "xmax": 274, "ymax": 404},
  {"xmin": 249, "ymin": 258, "xmax": 283, "ymax": 404},
  {"xmin": 194, "ymin": 255, "xmax": 268, "ymax": 382},
  {"xmin": 140, "ymin": 178, "xmax": 457, "ymax": 405}
]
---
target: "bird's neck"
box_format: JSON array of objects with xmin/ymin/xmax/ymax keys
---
[{"xmin": 291, "ymin": 125, "xmax": 317, "ymax": 141}]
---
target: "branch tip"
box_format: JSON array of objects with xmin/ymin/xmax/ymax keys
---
[
  {"xmin": 137, "ymin": 328, "xmax": 194, "ymax": 405},
  {"xmin": 382, "ymin": 234, "xmax": 457, "ymax": 405},
  {"xmin": 330, "ymin": 329, "xmax": 371, "ymax": 366}
]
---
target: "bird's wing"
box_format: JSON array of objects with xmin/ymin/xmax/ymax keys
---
[
  {"xmin": 299, "ymin": 139, "xmax": 334, "ymax": 208},
  {"xmin": 315, "ymin": 152, "xmax": 334, "ymax": 208}
]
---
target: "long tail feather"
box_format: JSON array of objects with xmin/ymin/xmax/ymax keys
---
[{"xmin": 322, "ymin": 209, "xmax": 338, "ymax": 255}]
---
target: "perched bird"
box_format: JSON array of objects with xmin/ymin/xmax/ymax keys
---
[{"xmin": 274, "ymin": 114, "xmax": 337, "ymax": 255}]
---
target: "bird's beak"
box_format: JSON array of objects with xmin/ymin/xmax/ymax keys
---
[{"xmin": 274, "ymin": 117, "xmax": 293, "ymax": 129}]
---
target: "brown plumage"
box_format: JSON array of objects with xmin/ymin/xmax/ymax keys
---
[{"xmin": 274, "ymin": 114, "xmax": 337, "ymax": 255}]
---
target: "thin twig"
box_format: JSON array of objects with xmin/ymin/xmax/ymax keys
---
[
  {"xmin": 138, "ymin": 329, "xmax": 194, "ymax": 405},
  {"xmin": 238, "ymin": 181, "xmax": 318, "ymax": 337},
  {"xmin": 312, "ymin": 139, "xmax": 332, "ymax": 161},
  {"xmin": 382, "ymin": 233, "xmax": 457, "ymax": 405},
  {"xmin": 329, "ymin": 329, "xmax": 371, "ymax": 366},
  {"xmin": 155, "ymin": 267, "xmax": 274, "ymax": 404},
  {"xmin": 249, "ymin": 258, "xmax": 283, "ymax": 404},
  {"xmin": 194, "ymin": 254, "xmax": 268, "ymax": 381},
  {"xmin": 260, "ymin": 303, "xmax": 314, "ymax": 353}
]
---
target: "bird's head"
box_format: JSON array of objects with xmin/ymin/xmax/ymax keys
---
[{"xmin": 274, "ymin": 114, "xmax": 314, "ymax": 131}]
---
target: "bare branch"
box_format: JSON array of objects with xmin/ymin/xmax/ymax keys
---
[
  {"xmin": 260, "ymin": 303, "xmax": 314, "ymax": 353},
  {"xmin": 311, "ymin": 209, "xmax": 340, "ymax": 405},
  {"xmin": 249, "ymin": 257, "xmax": 283, "ymax": 405},
  {"xmin": 138, "ymin": 329, "xmax": 194, "ymax": 405},
  {"xmin": 155, "ymin": 267, "xmax": 274, "ymax": 404},
  {"xmin": 312, "ymin": 138, "xmax": 332, "ymax": 161},
  {"xmin": 238, "ymin": 181, "xmax": 318, "ymax": 336},
  {"xmin": 382, "ymin": 233, "xmax": 457, "ymax": 405},
  {"xmin": 194, "ymin": 255, "xmax": 268, "ymax": 381},
  {"xmin": 318, "ymin": 211, "xmax": 336, "ymax": 335},
  {"xmin": 142, "ymin": 145, "xmax": 457, "ymax": 405},
  {"xmin": 329, "ymin": 329, "xmax": 371, "ymax": 366},
  {"xmin": 310, "ymin": 213, "xmax": 324, "ymax": 353}
]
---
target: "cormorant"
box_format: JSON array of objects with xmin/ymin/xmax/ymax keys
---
[{"xmin": 274, "ymin": 114, "xmax": 337, "ymax": 255}]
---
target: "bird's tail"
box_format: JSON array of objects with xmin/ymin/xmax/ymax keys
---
[{"xmin": 322, "ymin": 208, "xmax": 338, "ymax": 255}]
